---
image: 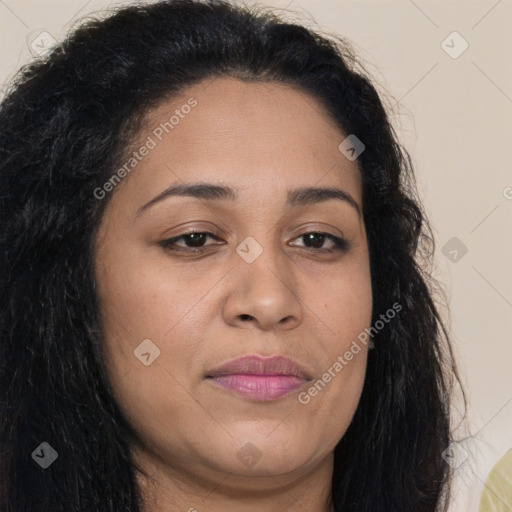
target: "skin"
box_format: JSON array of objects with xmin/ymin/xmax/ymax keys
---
[{"xmin": 94, "ymin": 77, "xmax": 373, "ymax": 512}]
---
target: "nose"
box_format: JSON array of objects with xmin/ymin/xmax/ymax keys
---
[{"xmin": 222, "ymin": 240, "xmax": 303, "ymax": 332}]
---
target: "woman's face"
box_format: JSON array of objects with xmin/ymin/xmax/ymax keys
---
[{"xmin": 94, "ymin": 77, "xmax": 372, "ymax": 491}]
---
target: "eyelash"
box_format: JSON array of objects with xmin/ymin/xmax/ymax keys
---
[{"xmin": 160, "ymin": 230, "xmax": 349, "ymax": 255}]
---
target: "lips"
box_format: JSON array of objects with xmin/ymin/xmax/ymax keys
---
[
  {"xmin": 205, "ymin": 355, "xmax": 312, "ymax": 401},
  {"xmin": 206, "ymin": 354, "xmax": 311, "ymax": 379}
]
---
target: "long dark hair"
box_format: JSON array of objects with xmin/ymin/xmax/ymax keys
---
[{"xmin": 0, "ymin": 1, "xmax": 463, "ymax": 510}]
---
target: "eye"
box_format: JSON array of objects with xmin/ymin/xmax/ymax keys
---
[
  {"xmin": 160, "ymin": 231, "xmax": 223, "ymax": 253},
  {"xmin": 160, "ymin": 230, "xmax": 349, "ymax": 255},
  {"xmin": 290, "ymin": 232, "xmax": 349, "ymax": 253}
]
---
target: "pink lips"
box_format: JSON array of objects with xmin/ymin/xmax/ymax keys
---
[{"xmin": 206, "ymin": 355, "xmax": 311, "ymax": 401}]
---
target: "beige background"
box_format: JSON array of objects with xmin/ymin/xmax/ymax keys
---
[{"xmin": 1, "ymin": 0, "xmax": 511, "ymax": 510}]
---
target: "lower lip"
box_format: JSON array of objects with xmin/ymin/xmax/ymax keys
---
[{"xmin": 207, "ymin": 374, "xmax": 308, "ymax": 401}]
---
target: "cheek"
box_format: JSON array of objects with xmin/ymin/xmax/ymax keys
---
[
  {"xmin": 93, "ymin": 242, "xmax": 208, "ymax": 408},
  {"xmin": 296, "ymin": 256, "xmax": 372, "ymax": 437},
  {"xmin": 311, "ymin": 250, "xmax": 373, "ymax": 348},
  {"xmin": 95, "ymin": 247, "xmax": 218, "ymax": 349},
  {"xmin": 94, "ymin": 255, "xmax": 216, "ymax": 461}
]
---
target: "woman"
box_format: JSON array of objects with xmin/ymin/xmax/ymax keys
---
[{"xmin": 0, "ymin": 1, "xmax": 464, "ymax": 510}]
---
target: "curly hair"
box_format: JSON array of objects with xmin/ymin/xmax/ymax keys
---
[{"xmin": 0, "ymin": 1, "xmax": 463, "ymax": 510}]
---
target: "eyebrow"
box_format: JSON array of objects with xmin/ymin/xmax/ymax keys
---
[{"xmin": 136, "ymin": 182, "xmax": 361, "ymax": 218}]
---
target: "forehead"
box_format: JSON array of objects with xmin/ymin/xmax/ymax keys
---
[{"xmin": 111, "ymin": 77, "xmax": 362, "ymax": 211}]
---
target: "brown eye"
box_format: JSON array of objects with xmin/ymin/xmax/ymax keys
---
[
  {"xmin": 160, "ymin": 231, "xmax": 223, "ymax": 252},
  {"xmin": 291, "ymin": 232, "xmax": 349, "ymax": 253},
  {"xmin": 160, "ymin": 230, "xmax": 349, "ymax": 255}
]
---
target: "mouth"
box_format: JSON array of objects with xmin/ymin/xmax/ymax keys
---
[{"xmin": 205, "ymin": 354, "xmax": 312, "ymax": 402}]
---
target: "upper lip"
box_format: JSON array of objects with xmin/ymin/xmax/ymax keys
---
[{"xmin": 206, "ymin": 355, "xmax": 312, "ymax": 380}]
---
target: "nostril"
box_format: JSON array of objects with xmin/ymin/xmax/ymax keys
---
[{"xmin": 240, "ymin": 314, "xmax": 253, "ymax": 321}]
